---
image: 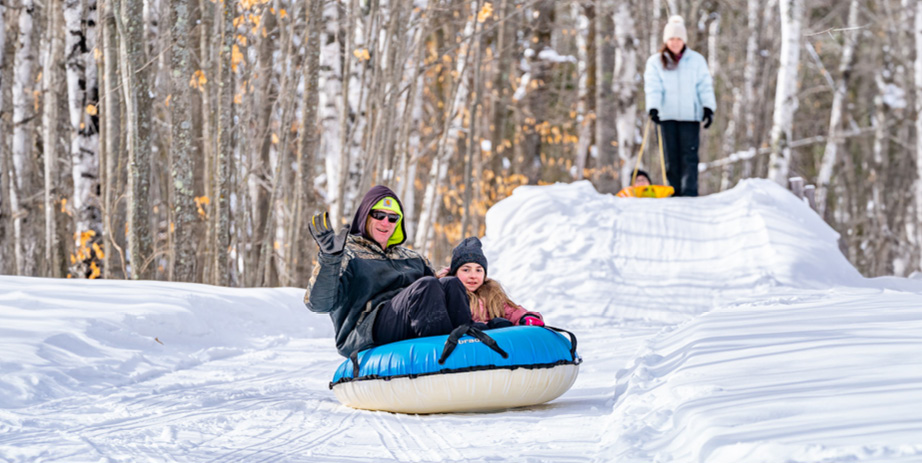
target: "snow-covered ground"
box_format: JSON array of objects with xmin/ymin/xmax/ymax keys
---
[{"xmin": 2, "ymin": 179, "xmax": 922, "ymax": 462}]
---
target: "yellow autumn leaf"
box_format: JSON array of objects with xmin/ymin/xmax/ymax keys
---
[
  {"xmin": 353, "ymin": 48, "xmax": 370, "ymax": 61},
  {"xmin": 86, "ymin": 104, "xmax": 98, "ymax": 116},
  {"xmin": 189, "ymin": 70, "xmax": 208, "ymax": 91},
  {"xmin": 237, "ymin": 34, "xmax": 247, "ymax": 47},
  {"xmin": 165, "ymin": 94, "xmax": 172, "ymax": 107},
  {"xmin": 89, "ymin": 261, "xmax": 101, "ymax": 279},
  {"xmin": 279, "ymin": 8, "xmax": 287, "ymax": 19},
  {"xmin": 477, "ymin": 2, "xmax": 493, "ymax": 23},
  {"xmin": 60, "ymin": 198, "xmax": 68, "ymax": 213},
  {"xmin": 232, "ymin": 44, "xmax": 244, "ymax": 72},
  {"xmin": 271, "ymin": 133, "xmax": 279, "ymax": 144}
]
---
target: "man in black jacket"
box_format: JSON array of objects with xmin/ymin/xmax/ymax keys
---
[{"xmin": 305, "ymin": 185, "xmax": 471, "ymax": 357}]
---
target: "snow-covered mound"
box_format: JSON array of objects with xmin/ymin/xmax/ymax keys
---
[
  {"xmin": 2, "ymin": 179, "xmax": 922, "ymax": 462},
  {"xmin": 0, "ymin": 278, "xmax": 329, "ymax": 409},
  {"xmin": 484, "ymin": 179, "xmax": 862, "ymax": 326}
]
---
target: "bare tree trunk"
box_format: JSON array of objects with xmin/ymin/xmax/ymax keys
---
[
  {"xmin": 574, "ymin": 2, "xmax": 594, "ymax": 180},
  {"xmin": 815, "ymin": 0, "xmax": 859, "ymax": 218},
  {"xmin": 613, "ymin": 0, "xmax": 639, "ymax": 188},
  {"xmin": 211, "ymin": 0, "xmax": 235, "ymax": 286},
  {"xmin": 594, "ymin": 0, "xmax": 617, "ymax": 193},
  {"xmin": 462, "ymin": 5, "xmax": 484, "ymax": 237},
  {"xmin": 915, "ymin": 0, "xmax": 922, "ymax": 259},
  {"xmin": 169, "ymin": 0, "xmax": 199, "ymax": 282},
  {"xmin": 320, "ymin": 0, "xmax": 343, "ymax": 225},
  {"xmin": 117, "ymin": 0, "xmax": 154, "ymax": 279},
  {"xmin": 43, "ymin": 0, "xmax": 65, "ymax": 278},
  {"xmin": 101, "ymin": 0, "xmax": 126, "ymax": 279},
  {"xmin": 333, "ymin": 0, "xmax": 356, "ymax": 227},
  {"xmin": 289, "ymin": 0, "xmax": 322, "ymax": 286},
  {"xmin": 517, "ymin": 0, "xmax": 552, "ymax": 183},
  {"xmin": 767, "ymin": 0, "xmax": 804, "ymax": 185},
  {"xmin": 0, "ymin": 0, "xmax": 7, "ymax": 274},
  {"xmin": 488, "ymin": 0, "xmax": 514, "ymax": 189},
  {"xmin": 65, "ymin": 0, "xmax": 102, "ymax": 278},
  {"xmin": 742, "ymin": 0, "xmax": 762, "ymax": 178},
  {"xmin": 12, "ymin": 0, "xmax": 38, "ymax": 276}
]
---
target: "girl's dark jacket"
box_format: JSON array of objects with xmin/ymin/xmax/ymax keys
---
[{"xmin": 304, "ymin": 186, "xmax": 434, "ymax": 357}]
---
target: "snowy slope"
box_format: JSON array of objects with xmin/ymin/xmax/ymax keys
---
[{"xmin": 2, "ymin": 179, "xmax": 922, "ymax": 462}]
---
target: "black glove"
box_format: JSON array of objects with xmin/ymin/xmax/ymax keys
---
[
  {"xmin": 649, "ymin": 109, "xmax": 660, "ymax": 124},
  {"xmin": 702, "ymin": 107, "xmax": 714, "ymax": 129},
  {"xmin": 308, "ymin": 212, "xmax": 349, "ymax": 255}
]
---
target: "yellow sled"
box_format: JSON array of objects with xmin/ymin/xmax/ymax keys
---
[
  {"xmin": 616, "ymin": 184, "xmax": 674, "ymax": 198},
  {"xmin": 617, "ymin": 120, "xmax": 674, "ymax": 199}
]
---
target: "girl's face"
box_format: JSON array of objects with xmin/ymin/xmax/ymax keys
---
[
  {"xmin": 666, "ymin": 37, "xmax": 685, "ymax": 56},
  {"xmin": 456, "ymin": 263, "xmax": 485, "ymax": 292},
  {"xmin": 365, "ymin": 209, "xmax": 398, "ymax": 249}
]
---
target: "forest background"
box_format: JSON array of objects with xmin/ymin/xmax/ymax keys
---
[{"xmin": 1, "ymin": 0, "xmax": 920, "ymax": 287}]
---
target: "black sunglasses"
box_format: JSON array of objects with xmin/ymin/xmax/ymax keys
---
[{"xmin": 369, "ymin": 210, "xmax": 400, "ymax": 223}]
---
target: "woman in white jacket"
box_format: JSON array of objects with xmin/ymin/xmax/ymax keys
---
[{"xmin": 643, "ymin": 15, "xmax": 716, "ymax": 197}]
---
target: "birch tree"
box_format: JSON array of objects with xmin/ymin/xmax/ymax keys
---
[
  {"xmin": 915, "ymin": 0, "xmax": 922, "ymax": 257},
  {"xmin": 593, "ymin": 0, "xmax": 617, "ymax": 193},
  {"xmin": 11, "ymin": 0, "xmax": 38, "ymax": 275},
  {"xmin": 1, "ymin": 0, "xmax": 9, "ymax": 274},
  {"xmin": 815, "ymin": 0, "xmax": 858, "ymax": 217},
  {"xmin": 169, "ymin": 0, "xmax": 198, "ymax": 282},
  {"xmin": 100, "ymin": 0, "xmax": 124, "ymax": 278},
  {"xmin": 65, "ymin": 0, "xmax": 102, "ymax": 277},
  {"xmin": 211, "ymin": 0, "xmax": 235, "ymax": 286},
  {"xmin": 117, "ymin": 0, "xmax": 155, "ymax": 279},
  {"xmin": 613, "ymin": 0, "xmax": 640, "ymax": 186},
  {"xmin": 319, "ymin": 0, "xmax": 344, "ymax": 226},
  {"xmin": 767, "ymin": 0, "xmax": 804, "ymax": 185},
  {"xmin": 42, "ymin": 0, "xmax": 65, "ymax": 277}
]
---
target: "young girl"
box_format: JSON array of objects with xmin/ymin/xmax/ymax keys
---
[{"xmin": 440, "ymin": 237, "xmax": 544, "ymax": 328}]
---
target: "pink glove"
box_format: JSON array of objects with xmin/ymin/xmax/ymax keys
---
[{"xmin": 521, "ymin": 315, "xmax": 544, "ymax": 327}]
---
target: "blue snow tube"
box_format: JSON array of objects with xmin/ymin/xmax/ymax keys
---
[{"xmin": 330, "ymin": 325, "xmax": 581, "ymax": 414}]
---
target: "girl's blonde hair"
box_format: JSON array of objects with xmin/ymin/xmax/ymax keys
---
[{"xmin": 468, "ymin": 278, "xmax": 519, "ymax": 320}]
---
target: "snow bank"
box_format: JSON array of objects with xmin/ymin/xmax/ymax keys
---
[
  {"xmin": 0, "ymin": 277, "xmax": 330, "ymax": 409},
  {"xmin": 483, "ymin": 179, "xmax": 862, "ymax": 327}
]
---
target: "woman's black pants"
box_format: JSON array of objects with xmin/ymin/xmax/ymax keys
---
[
  {"xmin": 659, "ymin": 120, "xmax": 700, "ymax": 197},
  {"xmin": 373, "ymin": 276, "xmax": 472, "ymax": 345}
]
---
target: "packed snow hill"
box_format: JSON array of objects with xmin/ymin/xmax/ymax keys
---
[{"xmin": 2, "ymin": 179, "xmax": 922, "ymax": 462}]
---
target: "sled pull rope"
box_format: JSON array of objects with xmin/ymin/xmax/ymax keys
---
[
  {"xmin": 349, "ymin": 350, "xmax": 360, "ymax": 378},
  {"xmin": 544, "ymin": 325, "xmax": 579, "ymax": 361},
  {"xmin": 631, "ymin": 119, "xmax": 652, "ymax": 187},
  {"xmin": 438, "ymin": 324, "xmax": 509, "ymax": 365}
]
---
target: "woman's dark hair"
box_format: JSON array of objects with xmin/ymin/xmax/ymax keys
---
[{"xmin": 659, "ymin": 43, "xmax": 687, "ymax": 70}]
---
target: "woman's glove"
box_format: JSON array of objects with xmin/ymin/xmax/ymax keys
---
[
  {"xmin": 702, "ymin": 108, "xmax": 714, "ymax": 129},
  {"xmin": 520, "ymin": 315, "xmax": 544, "ymax": 327},
  {"xmin": 308, "ymin": 212, "xmax": 349, "ymax": 255},
  {"xmin": 649, "ymin": 109, "xmax": 660, "ymax": 124}
]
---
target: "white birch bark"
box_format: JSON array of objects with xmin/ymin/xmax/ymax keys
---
[
  {"xmin": 613, "ymin": 0, "xmax": 639, "ymax": 187},
  {"xmin": 767, "ymin": 0, "xmax": 804, "ymax": 185},
  {"xmin": 815, "ymin": 0, "xmax": 858, "ymax": 217},
  {"xmin": 64, "ymin": 0, "xmax": 102, "ymax": 275},
  {"xmin": 914, "ymin": 0, "xmax": 922, "ymax": 257},
  {"xmin": 743, "ymin": 0, "xmax": 760, "ymax": 150},
  {"xmin": 319, "ymin": 0, "xmax": 344, "ymax": 224},
  {"xmin": 11, "ymin": 0, "xmax": 37, "ymax": 275}
]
